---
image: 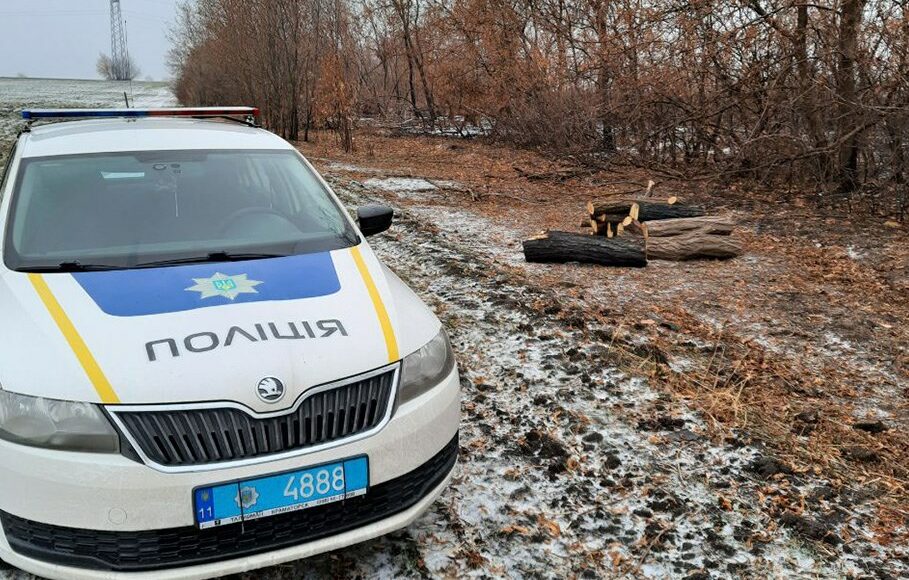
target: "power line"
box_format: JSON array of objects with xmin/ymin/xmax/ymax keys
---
[{"xmin": 109, "ymin": 0, "xmax": 132, "ymax": 81}]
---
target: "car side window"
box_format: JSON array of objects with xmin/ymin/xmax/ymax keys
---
[{"xmin": 0, "ymin": 140, "xmax": 18, "ymax": 201}]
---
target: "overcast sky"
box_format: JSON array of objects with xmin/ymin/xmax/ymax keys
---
[{"xmin": 0, "ymin": 0, "xmax": 181, "ymax": 80}]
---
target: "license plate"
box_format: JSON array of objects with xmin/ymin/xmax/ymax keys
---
[{"xmin": 193, "ymin": 456, "xmax": 369, "ymax": 529}]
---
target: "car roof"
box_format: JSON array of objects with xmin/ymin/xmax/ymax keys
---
[{"xmin": 19, "ymin": 118, "xmax": 294, "ymax": 158}]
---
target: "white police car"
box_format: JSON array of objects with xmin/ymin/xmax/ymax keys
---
[{"xmin": 0, "ymin": 107, "xmax": 459, "ymax": 579}]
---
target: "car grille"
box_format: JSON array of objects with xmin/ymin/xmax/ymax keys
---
[
  {"xmin": 112, "ymin": 369, "xmax": 396, "ymax": 467},
  {"xmin": 0, "ymin": 433, "xmax": 458, "ymax": 572}
]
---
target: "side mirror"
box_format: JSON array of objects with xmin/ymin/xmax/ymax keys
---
[{"xmin": 357, "ymin": 204, "xmax": 394, "ymax": 237}]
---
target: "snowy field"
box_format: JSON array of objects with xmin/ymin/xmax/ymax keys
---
[{"xmin": 0, "ymin": 76, "xmax": 174, "ymax": 156}]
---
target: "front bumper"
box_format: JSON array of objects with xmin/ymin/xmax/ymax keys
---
[{"xmin": 0, "ymin": 367, "xmax": 459, "ymax": 578}]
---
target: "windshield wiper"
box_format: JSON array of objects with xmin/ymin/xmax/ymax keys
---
[
  {"xmin": 28, "ymin": 261, "xmax": 125, "ymax": 272},
  {"xmin": 135, "ymin": 251, "xmax": 288, "ymax": 268}
]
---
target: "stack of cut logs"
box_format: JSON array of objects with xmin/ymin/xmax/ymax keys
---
[{"xmin": 523, "ymin": 197, "xmax": 741, "ymax": 267}]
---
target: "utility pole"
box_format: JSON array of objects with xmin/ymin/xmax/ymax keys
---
[{"xmin": 109, "ymin": 0, "xmax": 130, "ymax": 80}]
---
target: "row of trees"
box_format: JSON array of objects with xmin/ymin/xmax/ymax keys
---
[{"xmin": 169, "ymin": 1, "xmax": 909, "ymax": 213}]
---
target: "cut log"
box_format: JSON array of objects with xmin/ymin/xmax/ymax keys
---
[
  {"xmin": 624, "ymin": 220, "xmax": 648, "ymax": 239},
  {"xmin": 646, "ymin": 231, "xmax": 742, "ymax": 261},
  {"xmin": 588, "ymin": 219, "xmax": 611, "ymax": 236},
  {"xmin": 596, "ymin": 214, "xmax": 625, "ymax": 229},
  {"xmin": 588, "ymin": 198, "xmax": 704, "ymax": 221},
  {"xmin": 523, "ymin": 231, "xmax": 646, "ymax": 267},
  {"xmin": 645, "ymin": 216, "xmax": 734, "ymax": 237},
  {"xmin": 590, "ymin": 216, "xmax": 624, "ymax": 236}
]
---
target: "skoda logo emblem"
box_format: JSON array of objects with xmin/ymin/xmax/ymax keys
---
[{"xmin": 256, "ymin": 377, "xmax": 286, "ymax": 404}]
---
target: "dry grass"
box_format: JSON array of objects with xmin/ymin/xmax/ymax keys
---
[{"xmin": 299, "ymin": 127, "xmax": 909, "ymax": 538}]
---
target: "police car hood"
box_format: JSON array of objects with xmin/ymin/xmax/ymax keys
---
[{"xmin": 0, "ymin": 243, "xmax": 440, "ymax": 413}]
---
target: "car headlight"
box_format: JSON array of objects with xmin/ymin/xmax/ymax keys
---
[
  {"xmin": 0, "ymin": 389, "xmax": 119, "ymax": 453},
  {"xmin": 398, "ymin": 328, "xmax": 455, "ymax": 405}
]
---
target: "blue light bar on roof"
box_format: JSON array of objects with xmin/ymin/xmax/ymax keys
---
[{"xmin": 21, "ymin": 106, "xmax": 260, "ymax": 120}]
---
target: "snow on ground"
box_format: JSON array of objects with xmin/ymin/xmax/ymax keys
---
[
  {"xmin": 363, "ymin": 176, "xmax": 463, "ymax": 201},
  {"xmin": 0, "ymin": 77, "xmax": 174, "ymax": 153},
  {"xmin": 241, "ymin": 174, "xmax": 903, "ymax": 579},
  {"xmin": 364, "ymin": 177, "xmax": 438, "ymax": 193},
  {"xmin": 323, "ymin": 160, "xmax": 384, "ymax": 174}
]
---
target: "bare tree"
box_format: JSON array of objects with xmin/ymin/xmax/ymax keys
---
[
  {"xmin": 97, "ymin": 52, "xmax": 141, "ymax": 81},
  {"xmin": 168, "ymin": 0, "xmax": 909, "ymax": 217}
]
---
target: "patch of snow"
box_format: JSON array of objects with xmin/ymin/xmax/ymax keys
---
[
  {"xmin": 668, "ymin": 356, "xmax": 695, "ymax": 373},
  {"xmin": 364, "ymin": 177, "xmax": 438, "ymax": 192},
  {"xmin": 846, "ymin": 245, "xmax": 864, "ymax": 260},
  {"xmin": 405, "ymin": 205, "xmax": 526, "ymax": 267},
  {"xmin": 323, "ymin": 161, "xmax": 384, "ymax": 174},
  {"xmin": 823, "ymin": 331, "xmax": 854, "ymax": 352}
]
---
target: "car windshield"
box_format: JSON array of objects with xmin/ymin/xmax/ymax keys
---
[{"xmin": 4, "ymin": 149, "xmax": 358, "ymax": 271}]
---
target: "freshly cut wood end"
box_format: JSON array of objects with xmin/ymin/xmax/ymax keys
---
[
  {"xmin": 621, "ymin": 216, "xmax": 633, "ymax": 227},
  {"xmin": 586, "ymin": 201, "xmax": 595, "ymax": 215},
  {"xmin": 630, "ymin": 203, "xmax": 640, "ymax": 220},
  {"xmin": 606, "ymin": 223, "xmax": 614, "ymax": 238},
  {"xmin": 623, "ymin": 219, "xmax": 648, "ymax": 238},
  {"xmin": 667, "ymin": 196, "xmax": 677, "ymax": 205}
]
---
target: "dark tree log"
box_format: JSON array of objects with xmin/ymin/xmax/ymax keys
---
[
  {"xmin": 523, "ymin": 231, "xmax": 646, "ymax": 267},
  {"xmin": 647, "ymin": 231, "xmax": 742, "ymax": 260},
  {"xmin": 588, "ymin": 199, "xmax": 705, "ymax": 221},
  {"xmin": 646, "ymin": 216, "xmax": 734, "ymax": 237}
]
